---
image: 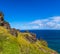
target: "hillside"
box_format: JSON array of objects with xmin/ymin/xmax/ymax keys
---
[
  {"xmin": 0, "ymin": 27, "xmax": 58, "ymax": 54},
  {"xmin": 0, "ymin": 12, "xmax": 58, "ymax": 54}
]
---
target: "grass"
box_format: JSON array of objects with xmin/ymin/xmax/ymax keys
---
[
  {"xmin": 0, "ymin": 33, "xmax": 20, "ymax": 54},
  {"xmin": 0, "ymin": 27, "xmax": 58, "ymax": 54}
]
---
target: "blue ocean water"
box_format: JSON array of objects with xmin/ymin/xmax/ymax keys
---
[
  {"xmin": 29, "ymin": 30, "xmax": 60, "ymax": 53},
  {"xmin": 21, "ymin": 30, "xmax": 60, "ymax": 53}
]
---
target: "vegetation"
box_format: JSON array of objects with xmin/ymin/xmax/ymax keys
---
[{"xmin": 0, "ymin": 26, "xmax": 58, "ymax": 54}]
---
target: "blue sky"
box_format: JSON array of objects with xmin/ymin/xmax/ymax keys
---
[{"xmin": 0, "ymin": 0, "xmax": 60, "ymax": 30}]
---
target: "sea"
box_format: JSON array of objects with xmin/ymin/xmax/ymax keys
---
[{"xmin": 21, "ymin": 30, "xmax": 60, "ymax": 53}]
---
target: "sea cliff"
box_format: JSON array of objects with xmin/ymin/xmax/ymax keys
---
[{"xmin": 0, "ymin": 12, "xmax": 58, "ymax": 54}]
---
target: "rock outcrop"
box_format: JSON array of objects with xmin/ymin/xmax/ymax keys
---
[
  {"xmin": 0, "ymin": 12, "xmax": 18, "ymax": 37},
  {"xmin": 25, "ymin": 34, "xmax": 37, "ymax": 43},
  {"xmin": 0, "ymin": 12, "xmax": 37, "ymax": 41},
  {"xmin": 0, "ymin": 12, "xmax": 11, "ymax": 29},
  {"xmin": 10, "ymin": 28, "xmax": 18, "ymax": 37}
]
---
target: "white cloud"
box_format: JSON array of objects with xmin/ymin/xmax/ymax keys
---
[
  {"xmin": 51, "ymin": 16, "xmax": 60, "ymax": 22},
  {"xmin": 10, "ymin": 16, "xmax": 60, "ymax": 30},
  {"xmin": 26, "ymin": 16, "xmax": 60, "ymax": 30}
]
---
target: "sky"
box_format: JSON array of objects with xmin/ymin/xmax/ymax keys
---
[{"xmin": 0, "ymin": 0, "xmax": 60, "ymax": 30}]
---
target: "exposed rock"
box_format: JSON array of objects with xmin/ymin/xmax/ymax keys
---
[
  {"xmin": 3, "ymin": 21, "xmax": 11, "ymax": 29},
  {"xmin": 0, "ymin": 12, "xmax": 4, "ymax": 26},
  {"xmin": 10, "ymin": 28, "xmax": 18, "ymax": 37},
  {"xmin": 30, "ymin": 33, "xmax": 36, "ymax": 38},
  {"xmin": 24, "ymin": 30, "xmax": 37, "ymax": 42},
  {"xmin": 0, "ymin": 12, "xmax": 11, "ymax": 29},
  {"xmin": 0, "ymin": 12, "xmax": 18, "ymax": 37},
  {"xmin": 25, "ymin": 33, "xmax": 37, "ymax": 43}
]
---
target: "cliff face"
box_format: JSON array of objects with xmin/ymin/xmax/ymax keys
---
[
  {"xmin": 0, "ymin": 12, "xmax": 37, "ymax": 41},
  {"xmin": 0, "ymin": 12, "xmax": 58, "ymax": 54},
  {"xmin": 0, "ymin": 12, "xmax": 18, "ymax": 37},
  {"xmin": 0, "ymin": 12, "xmax": 10, "ymax": 29}
]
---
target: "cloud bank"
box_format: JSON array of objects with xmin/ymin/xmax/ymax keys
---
[{"xmin": 11, "ymin": 16, "xmax": 60, "ymax": 30}]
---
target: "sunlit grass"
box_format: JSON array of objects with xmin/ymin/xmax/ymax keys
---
[{"xmin": 0, "ymin": 27, "xmax": 57, "ymax": 54}]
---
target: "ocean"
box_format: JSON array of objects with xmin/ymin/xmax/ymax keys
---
[{"xmin": 21, "ymin": 30, "xmax": 60, "ymax": 53}]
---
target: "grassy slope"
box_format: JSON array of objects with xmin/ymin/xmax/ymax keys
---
[
  {"xmin": 0, "ymin": 27, "xmax": 58, "ymax": 54},
  {"xmin": 0, "ymin": 27, "xmax": 20, "ymax": 54}
]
